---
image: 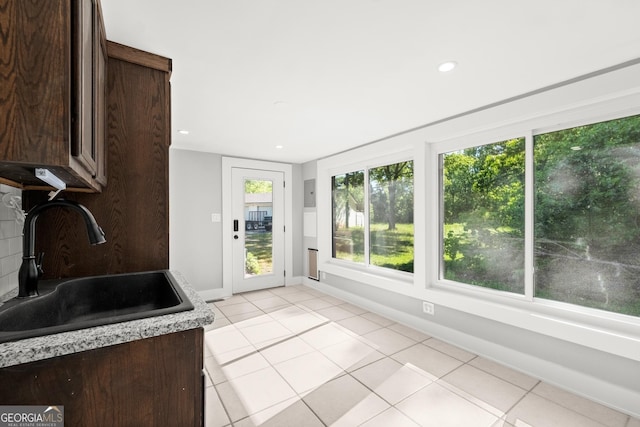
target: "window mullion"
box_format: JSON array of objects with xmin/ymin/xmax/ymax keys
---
[
  {"xmin": 364, "ymin": 167, "xmax": 370, "ymax": 266},
  {"xmin": 524, "ymin": 131, "xmax": 535, "ymax": 301}
]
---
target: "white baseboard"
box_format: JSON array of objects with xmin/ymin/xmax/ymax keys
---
[
  {"xmin": 198, "ymin": 277, "xmax": 305, "ymax": 302},
  {"xmin": 287, "ymin": 275, "xmax": 305, "ymax": 286},
  {"xmin": 198, "ymin": 288, "xmax": 230, "ymax": 302}
]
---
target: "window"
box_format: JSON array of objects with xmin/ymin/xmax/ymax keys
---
[
  {"xmin": 534, "ymin": 114, "xmax": 640, "ymax": 316},
  {"xmin": 441, "ymin": 138, "xmax": 525, "ymax": 294},
  {"xmin": 369, "ymin": 162, "xmax": 414, "ymax": 272},
  {"xmin": 332, "ymin": 170, "xmax": 365, "ymax": 263},
  {"xmin": 332, "ymin": 161, "xmax": 414, "ymax": 273},
  {"xmin": 243, "ymin": 179, "xmax": 273, "ymax": 276},
  {"xmin": 440, "ymin": 114, "xmax": 640, "ymax": 317}
]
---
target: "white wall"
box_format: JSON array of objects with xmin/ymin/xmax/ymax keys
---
[
  {"xmin": 169, "ymin": 148, "xmax": 223, "ymax": 294},
  {"xmin": 302, "ymin": 160, "xmax": 318, "ymax": 279},
  {"xmin": 0, "ymin": 185, "xmax": 23, "ymax": 297},
  {"xmin": 291, "ymin": 163, "xmax": 305, "ymax": 279}
]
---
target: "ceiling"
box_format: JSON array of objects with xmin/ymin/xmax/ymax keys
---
[{"xmin": 100, "ymin": 0, "xmax": 640, "ymax": 164}]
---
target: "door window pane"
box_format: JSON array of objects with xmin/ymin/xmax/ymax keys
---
[
  {"xmin": 442, "ymin": 138, "xmax": 525, "ymax": 293},
  {"xmin": 332, "ymin": 171, "xmax": 365, "ymax": 263},
  {"xmin": 369, "ymin": 161, "xmax": 414, "ymax": 272},
  {"xmin": 534, "ymin": 114, "xmax": 640, "ymax": 316},
  {"xmin": 244, "ymin": 179, "xmax": 273, "ymax": 276}
]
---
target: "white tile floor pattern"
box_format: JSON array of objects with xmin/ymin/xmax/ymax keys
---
[{"xmin": 202, "ymin": 284, "xmax": 640, "ymax": 427}]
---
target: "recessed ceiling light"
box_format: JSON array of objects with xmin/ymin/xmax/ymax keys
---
[
  {"xmin": 438, "ymin": 61, "xmax": 457, "ymax": 73},
  {"xmin": 273, "ymin": 101, "xmax": 288, "ymax": 109},
  {"xmin": 178, "ymin": 129, "xmax": 189, "ymax": 135},
  {"xmin": 275, "ymin": 145, "xmax": 283, "ymax": 149}
]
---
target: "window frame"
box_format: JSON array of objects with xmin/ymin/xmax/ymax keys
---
[
  {"xmin": 430, "ymin": 106, "xmax": 640, "ymax": 348},
  {"xmin": 438, "ymin": 135, "xmax": 529, "ymax": 298},
  {"xmin": 331, "ymin": 158, "xmax": 415, "ymax": 274},
  {"xmin": 318, "ymin": 142, "xmax": 425, "ymax": 292},
  {"xmin": 330, "ymin": 154, "xmax": 415, "ymax": 273}
]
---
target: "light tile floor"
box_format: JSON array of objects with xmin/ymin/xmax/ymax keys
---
[{"xmin": 203, "ymin": 284, "xmax": 640, "ymax": 427}]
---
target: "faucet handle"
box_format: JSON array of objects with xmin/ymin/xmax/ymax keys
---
[{"xmin": 36, "ymin": 252, "xmax": 45, "ymax": 277}]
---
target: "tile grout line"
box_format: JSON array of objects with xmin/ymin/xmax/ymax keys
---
[
  {"xmin": 210, "ymin": 382, "xmax": 235, "ymax": 427},
  {"xmin": 216, "ymin": 319, "xmax": 332, "ymax": 369}
]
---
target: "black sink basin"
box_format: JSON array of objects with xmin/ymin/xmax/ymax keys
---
[{"xmin": 0, "ymin": 270, "xmax": 193, "ymax": 344}]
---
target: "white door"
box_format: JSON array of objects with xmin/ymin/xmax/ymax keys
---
[{"xmin": 231, "ymin": 168, "xmax": 285, "ymax": 293}]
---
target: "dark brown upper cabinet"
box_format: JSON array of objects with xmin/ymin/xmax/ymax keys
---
[
  {"xmin": 0, "ymin": 0, "xmax": 107, "ymax": 192},
  {"xmin": 23, "ymin": 42, "xmax": 173, "ymax": 278}
]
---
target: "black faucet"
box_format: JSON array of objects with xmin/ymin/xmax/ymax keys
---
[{"xmin": 17, "ymin": 199, "xmax": 107, "ymax": 298}]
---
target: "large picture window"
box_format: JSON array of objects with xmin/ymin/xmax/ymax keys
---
[
  {"xmin": 441, "ymin": 138, "xmax": 525, "ymax": 294},
  {"xmin": 332, "ymin": 161, "xmax": 414, "ymax": 273},
  {"xmin": 534, "ymin": 114, "xmax": 640, "ymax": 316},
  {"xmin": 440, "ymin": 114, "xmax": 640, "ymax": 317}
]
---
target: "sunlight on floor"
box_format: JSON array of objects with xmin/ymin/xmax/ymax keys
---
[{"xmin": 202, "ymin": 285, "xmax": 639, "ymax": 427}]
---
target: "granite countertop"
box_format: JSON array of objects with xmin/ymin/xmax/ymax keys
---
[{"xmin": 0, "ymin": 270, "xmax": 214, "ymax": 369}]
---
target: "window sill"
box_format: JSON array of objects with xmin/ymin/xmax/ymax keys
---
[{"xmin": 321, "ymin": 260, "xmax": 414, "ymax": 291}]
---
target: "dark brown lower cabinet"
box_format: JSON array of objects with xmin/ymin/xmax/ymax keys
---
[{"xmin": 0, "ymin": 328, "xmax": 204, "ymax": 427}]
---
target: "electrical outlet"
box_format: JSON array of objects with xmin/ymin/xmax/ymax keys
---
[{"xmin": 422, "ymin": 301, "xmax": 435, "ymax": 316}]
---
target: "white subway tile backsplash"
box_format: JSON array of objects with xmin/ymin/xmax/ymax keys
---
[
  {"xmin": 0, "ymin": 185, "xmax": 22, "ymax": 296},
  {"xmin": 0, "ymin": 255, "xmax": 10, "ymax": 278},
  {"xmin": 8, "ymin": 236, "xmax": 21, "ymax": 256}
]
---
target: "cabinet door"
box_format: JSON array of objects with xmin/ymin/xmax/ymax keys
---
[
  {"xmin": 71, "ymin": 0, "xmax": 98, "ymax": 177},
  {"xmin": 94, "ymin": 1, "xmax": 108, "ymax": 185},
  {"xmin": 0, "ymin": 0, "xmax": 69, "ymax": 165},
  {"xmin": 0, "ymin": 329, "xmax": 205, "ymax": 427},
  {"xmin": 0, "ymin": 0, "xmax": 105, "ymax": 191}
]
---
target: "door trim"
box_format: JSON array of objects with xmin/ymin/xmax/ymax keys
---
[{"xmin": 222, "ymin": 157, "xmax": 293, "ymax": 297}]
